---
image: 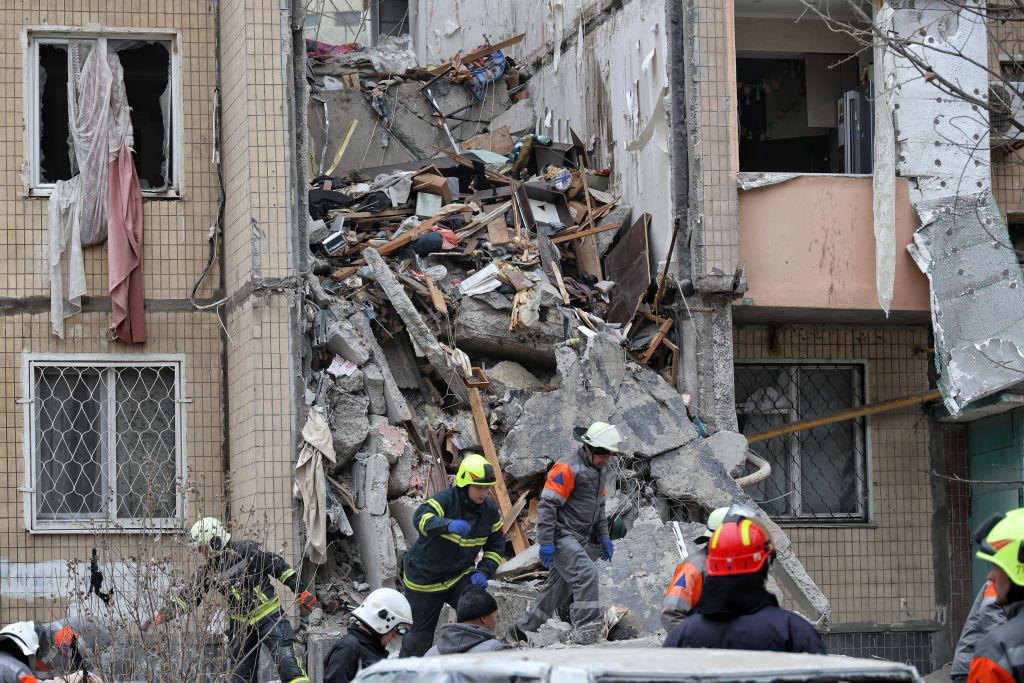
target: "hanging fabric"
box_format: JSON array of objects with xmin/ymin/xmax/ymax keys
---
[{"xmin": 48, "ymin": 177, "xmax": 85, "ymax": 339}]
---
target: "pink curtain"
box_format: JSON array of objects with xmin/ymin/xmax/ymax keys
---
[{"xmin": 108, "ymin": 145, "xmax": 147, "ymax": 343}]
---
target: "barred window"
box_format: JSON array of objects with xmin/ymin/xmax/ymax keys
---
[
  {"xmin": 23, "ymin": 356, "xmax": 186, "ymax": 533},
  {"xmin": 735, "ymin": 363, "xmax": 869, "ymax": 523}
]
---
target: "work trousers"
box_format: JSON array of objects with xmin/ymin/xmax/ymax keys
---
[
  {"xmin": 517, "ymin": 536, "xmax": 601, "ymax": 633},
  {"xmin": 228, "ymin": 611, "xmax": 308, "ymax": 683},
  {"xmin": 399, "ymin": 574, "xmax": 472, "ymax": 657}
]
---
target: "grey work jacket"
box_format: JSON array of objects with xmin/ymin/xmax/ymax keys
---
[
  {"xmin": 0, "ymin": 651, "xmax": 34, "ymax": 683},
  {"xmin": 952, "ymin": 580, "xmax": 1006, "ymax": 679},
  {"xmin": 537, "ymin": 447, "xmax": 609, "ymax": 547}
]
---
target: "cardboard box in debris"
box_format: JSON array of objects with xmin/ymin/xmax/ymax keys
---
[{"xmin": 299, "ymin": 34, "xmax": 829, "ymax": 641}]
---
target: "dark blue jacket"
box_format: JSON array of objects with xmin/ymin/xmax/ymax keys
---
[
  {"xmin": 663, "ymin": 604, "xmax": 826, "ymax": 654},
  {"xmin": 402, "ymin": 486, "xmax": 505, "ymax": 593}
]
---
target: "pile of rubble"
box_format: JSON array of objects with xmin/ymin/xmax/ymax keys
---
[{"xmin": 296, "ymin": 32, "xmax": 829, "ymax": 651}]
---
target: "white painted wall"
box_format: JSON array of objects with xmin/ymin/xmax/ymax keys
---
[{"xmin": 414, "ymin": 0, "xmax": 675, "ymax": 268}]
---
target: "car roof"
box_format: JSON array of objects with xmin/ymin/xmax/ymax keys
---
[{"xmin": 358, "ymin": 647, "xmax": 921, "ymax": 681}]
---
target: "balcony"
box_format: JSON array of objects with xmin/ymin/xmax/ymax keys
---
[{"xmin": 736, "ymin": 174, "xmax": 931, "ymax": 324}]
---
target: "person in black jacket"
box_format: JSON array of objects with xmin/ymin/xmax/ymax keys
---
[
  {"xmin": 664, "ymin": 508, "xmax": 825, "ymax": 654},
  {"xmin": 143, "ymin": 517, "xmax": 317, "ymax": 683},
  {"xmin": 400, "ymin": 453, "xmax": 506, "ymax": 657},
  {"xmin": 323, "ymin": 589, "xmax": 413, "ymax": 683}
]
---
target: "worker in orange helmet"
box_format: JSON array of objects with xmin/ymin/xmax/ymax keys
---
[{"xmin": 663, "ymin": 505, "xmax": 825, "ymax": 654}]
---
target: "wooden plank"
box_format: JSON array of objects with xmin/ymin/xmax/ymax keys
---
[
  {"xmin": 640, "ymin": 318, "xmax": 673, "ymax": 364},
  {"xmin": 467, "ymin": 388, "xmax": 529, "ymax": 554},
  {"xmin": 549, "ymin": 221, "xmax": 622, "ymax": 245},
  {"xmin": 424, "ymin": 276, "xmax": 448, "ymax": 314},
  {"xmin": 331, "ymin": 211, "xmax": 450, "ymax": 280},
  {"xmin": 487, "ymin": 217, "xmax": 511, "ymax": 245},
  {"xmin": 501, "ymin": 493, "xmax": 530, "ymax": 535},
  {"xmin": 427, "ymin": 33, "xmax": 527, "ymax": 75},
  {"xmin": 573, "ymin": 235, "xmax": 603, "ymax": 280}
]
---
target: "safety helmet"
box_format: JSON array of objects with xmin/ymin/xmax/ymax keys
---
[
  {"xmin": 694, "ymin": 507, "xmax": 731, "ymax": 545},
  {"xmin": 455, "ymin": 453, "xmax": 498, "ymax": 488},
  {"xmin": 352, "ymin": 588, "xmax": 414, "ymax": 635},
  {"xmin": 976, "ymin": 508, "xmax": 1024, "ymax": 586},
  {"xmin": 0, "ymin": 622, "xmax": 40, "ymax": 657},
  {"xmin": 188, "ymin": 517, "xmax": 231, "ymax": 554},
  {"xmin": 573, "ymin": 422, "xmax": 623, "ymax": 454},
  {"xmin": 706, "ymin": 513, "xmax": 774, "ymax": 577}
]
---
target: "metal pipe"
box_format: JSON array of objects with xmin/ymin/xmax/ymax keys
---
[
  {"xmin": 746, "ymin": 389, "xmax": 942, "ymax": 444},
  {"xmin": 736, "ymin": 450, "xmax": 771, "ymax": 488}
]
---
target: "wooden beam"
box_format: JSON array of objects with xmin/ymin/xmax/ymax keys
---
[
  {"xmin": 549, "ymin": 221, "xmax": 622, "ymax": 245},
  {"xmin": 427, "ymin": 33, "xmax": 526, "ymax": 75},
  {"xmin": 502, "ymin": 493, "xmax": 530, "ymax": 535},
  {"xmin": 640, "ymin": 318, "xmax": 673, "ymax": 364},
  {"xmin": 747, "ymin": 389, "xmax": 943, "ymax": 444},
  {"xmin": 424, "ymin": 276, "xmax": 447, "ymax": 313},
  {"xmin": 467, "ymin": 387, "xmax": 529, "ymax": 554}
]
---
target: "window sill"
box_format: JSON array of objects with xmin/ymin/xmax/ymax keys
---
[
  {"xmin": 775, "ymin": 520, "xmax": 879, "ymax": 529},
  {"xmin": 27, "ymin": 187, "xmax": 182, "ymax": 200},
  {"xmin": 28, "ymin": 520, "xmax": 185, "ymax": 534}
]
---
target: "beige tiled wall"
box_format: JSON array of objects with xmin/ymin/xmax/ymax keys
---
[
  {"xmin": 0, "ymin": 3, "xmax": 225, "ymax": 621},
  {"xmin": 989, "ymin": 22, "xmax": 1024, "ymax": 216},
  {"xmin": 692, "ymin": 0, "xmax": 741, "ymax": 279},
  {"xmin": 735, "ymin": 325, "xmax": 936, "ymax": 626},
  {"xmin": 218, "ymin": 0, "xmax": 298, "ymax": 557}
]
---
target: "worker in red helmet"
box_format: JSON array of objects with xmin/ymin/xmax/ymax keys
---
[{"xmin": 663, "ymin": 507, "xmax": 825, "ymax": 654}]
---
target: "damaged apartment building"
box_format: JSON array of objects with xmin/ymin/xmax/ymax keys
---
[{"xmin": 2, "ymin": 0, "xmax": 1024, "ymax": 679}]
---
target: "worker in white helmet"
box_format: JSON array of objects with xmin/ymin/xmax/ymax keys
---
[
  {"xmin": 323, "ymin": 588, "xmax": 413, "ymax": 683},
  {"xmin": 510, "ymin": 421, "xmax": 624, "ymax": 646},
  {"xmin": 142, "ymin": 517, "xmax": 316, "ymax": 683}
]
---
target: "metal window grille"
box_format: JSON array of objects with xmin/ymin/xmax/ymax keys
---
[
  {"xmin": 734, "ymin": 362, "xmax": 869, "ymax": 523},
  {"xmin": 23, "ymin": 357, "xmax": 186, "ymax": 533}
]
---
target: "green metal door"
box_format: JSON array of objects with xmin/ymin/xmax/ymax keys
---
[{"xmin": 968, "ymin": 411, "xmax": 1024, "ymax": 595}]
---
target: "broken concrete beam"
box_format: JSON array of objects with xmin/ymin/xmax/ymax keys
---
[
  {"xmin": 595, "ymin": 204, "xmax": 632, "ymax": 257},
  {"xmin": 364, "ymin": 248, "xmax": 468, "ymax": 402},
  {"xmin": 487, "ymin": 98, "xmax": 535, "ymax": 137},
  {"xmin": 598, "ymin": 508, "xmax": 702, "ymax": 635},
  {"xmin": 704, "ymin": 430, "xmax": 749, "ymax": 478},
  {"xmin": 348, "ymin": 311, "xmax": 413, "ymax": 425},
  {"xmin": 494, "ymin": 543, "xmax": 541, "ymax": 579},
  {"xmin": 388, "ymin": 497, "xmax": 420, "ymax": 547},
  {"xmin": 362, "ymin": 362, "xmax": 387, "ymax": 415},
  {"xmin": 368, "ymin": 424, "xmax": 418, "ymax": 499},
  {"xmin": 351, "ymin": 507, "xmax": 399, "ymax": 589},
  {"xmin": 353, "ymin": 452, "xmax": 390, "ymax": 515},
  {"xmin": 328, "ymin": 392, "xmax": 371, "ymax": 468},
  {"xmin": 332, "ymin": 367, "xmax": 365, "ymax": 394},
  {"xmin": 322, "ymin": 306, "xmax": 371, "ymax": 366},
  {"xmin": 649, "ymin": 441, "xmax": 831, "ymax": 628},
  {"xmin": 487, "ymin": 360, "xmax": 545, "ymax": 395},
  {"xmin": 454, "ymin": 296, "xmax": 564, "ymax": 370},
  {"xmin": 502, "ymin": 333, "xmax": 699, "ymax": 482}
]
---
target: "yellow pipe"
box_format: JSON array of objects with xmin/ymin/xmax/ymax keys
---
[{"xmin": 746, "ymin": 389, "xmax": 942, "ymax": 444}]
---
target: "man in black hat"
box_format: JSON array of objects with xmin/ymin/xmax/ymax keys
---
[{"xmin": 424, "ymin": 589, "xmax": 508, "ymax": 656}]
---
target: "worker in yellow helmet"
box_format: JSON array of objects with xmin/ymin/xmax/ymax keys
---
[
  {"xmin": 399, "ymin": 450, "xmax": 506, "ymax": 657},
  {"xmin": 968, "ymin": 508, "xmax": 1024, "ymax": 682}
]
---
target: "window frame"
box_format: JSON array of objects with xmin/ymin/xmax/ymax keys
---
[
  {"xmin": 735, "ymin": 359, "xmax": 874, "ymax": 526},
  {"xmin": 22, "ymin": 26, "xmax": 184, "ymax": 199},
  {"xmin": 21, "ymin": 353, "xmax": 189, "ymax": 534}
]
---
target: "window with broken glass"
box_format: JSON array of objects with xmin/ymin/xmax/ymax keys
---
[
  {"xmin": 735, "ymin": 362, "xmax": 869, "ymax": 523},
  {"xmin": 23, "ymin": 357, "xmax": 186, "ymax": 532},
  {"xmin": 28, "ymin": 32, "xmax": 178, "ymax": 195}
]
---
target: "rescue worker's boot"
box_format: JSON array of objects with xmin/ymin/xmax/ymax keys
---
[{"xmin": 505, "ymin": 624, "xmax": 528, "ymax": 645}]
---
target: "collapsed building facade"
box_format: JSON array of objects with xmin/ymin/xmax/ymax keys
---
[{"xmin": 2, "ymin": 0, "xmax": 1024, "ymax": 679}]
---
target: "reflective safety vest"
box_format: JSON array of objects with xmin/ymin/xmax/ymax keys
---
[
  {"xmin": 160, "ymin": 540, "xmax": 300, "ymax": 625},
  {"xmin": 662, "ymin": 549, "xmax": 707, "ymax": 632},
  {"xmin": 403, "ymin": 486, "xmax": 505, "ymax": 593}
]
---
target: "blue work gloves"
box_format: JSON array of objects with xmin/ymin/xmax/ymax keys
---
[
  {"xmin": 448, "ymin": 519, "xmax": 471, "ymax": 537},
  {"xmin": 539, "ymin": 544, "xmax": 556, "ymax": 568},
  {"xmin": 471, "ymin": 572, "xmax": 489, "ymax": 589},
  {"xmin": 600, "ymin": 537, "xmax": 614, "ymax": 561}
]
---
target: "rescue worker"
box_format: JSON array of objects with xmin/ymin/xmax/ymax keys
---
[
  {"xmin": 967, "ymin": 508, "xmax": 1024, "ymax": 682},
  {"xmin": 323, "ymin": 588, "xmax": 413, "ymax": 683},
  {"xmin": 33, "ymin": 620, "xmax": 105, "ymax": 682},
  {"xmin": 425, "ymin": 588, "xmax": 508, "ymax": 656},
  {"xmin": 400, "ymin": 452, "xmax": 506, "ymax": 657},
  {"xmin": 510, "ymin": 422, "xmax": 621, "ymax": 646},
  {"xmin": 0, "ymin": 622, "xmax": 41, "ymax": 683},
  {"xmin": 663, "ymin": 508, "xmax": 825, "ymax": 654},
  {"xmin": 661, "ymin": 507, "xmax": 730, "ymax": 632},
  {"xmin": 951, "ymin": 580, "xmax": 1005, "ymax": 682},
  {"xmin": 142, "ymin": 517, "xmax": 316, "ymax": 683}
]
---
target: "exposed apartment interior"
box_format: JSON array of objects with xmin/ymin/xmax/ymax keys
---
[{"xmin": 735, "ymin": 0, "xmax": 872, "ymax": 174}]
